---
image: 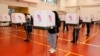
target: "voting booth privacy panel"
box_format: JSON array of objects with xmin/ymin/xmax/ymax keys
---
[
  {"xmin": 33, "ymin": 11, "xmax": 55, "ymax": 27},
  {"xmin": 81, "ymin": 15, "xmax": 91, "ymax": 23},
  {"xmin": 65, "ymin": 13, "xmax": 79, "ymax": 25},
  {"xmin": 0, "ymin": 14, "xmax": 10, "ymax": 22},
  {"xmin": 11, "ymin": 13, "xmax": 26, "ymax": 23},
  {"xmin": 91, "ymin": 15, "xmax": 100, "ymax": 22}
]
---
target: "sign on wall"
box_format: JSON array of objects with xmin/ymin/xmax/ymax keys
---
[
  {"xmin": 33, "ymin": 11, "xmax": 55, "ymax": 27},
  {"xmin": 0, "ymin": 14, "xmax": 10, "ymax": 22},
  {"xmin": 11, "ymin": 13, "xmax": 26, "ymax": 23},
  {"xmin": 65, "ymin": 13, "xmax": 79, "ymax": 24}
]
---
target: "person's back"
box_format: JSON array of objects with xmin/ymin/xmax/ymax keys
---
[
  {"xmin": 24, "ymin": 14, "xmax": 33, "ymax": 42},
  {"xmin": 25, "ymin": 18, "xmax": 32, "ymax": 32}
]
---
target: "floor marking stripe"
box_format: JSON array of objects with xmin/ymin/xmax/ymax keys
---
[
  {"xmin": 14, "ymin": 29, "xmax": 100, "ymax": 48},
  {"xmin": 82, "ymin": 31, "xmax": 99, "ymax": 43},
  {"xmin": 1, "ymin": 30, "xmax": 82, "ymax": 56},
  {"xmin": 64, "ymin": 52, "xmax": 71, "ymax": 56}
]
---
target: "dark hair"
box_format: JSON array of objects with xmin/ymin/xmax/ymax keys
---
[
  {"xmin": 24, "ymin": 13, "xmax": 30, "ymax": 16},
  {"xmin": 53, "ymin": 11, "xmax": 59, "ymax": 19}
]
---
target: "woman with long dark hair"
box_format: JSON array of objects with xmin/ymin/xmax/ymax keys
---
[{"xmin": 48, "ymin": 11, "xmax": 61, "ymax": 53}]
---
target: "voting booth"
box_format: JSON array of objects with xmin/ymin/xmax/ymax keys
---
[
  {"xmin": 81, "ymin": 15, "xmax": 91, "ymax": 23},
  {"xmin": 11, "ymin": 13, "xmax": 26, "ymax": 23},
  {"xmin": 0, "ymin": 14, "xmax": 10, "ymax": 22},
  {"xmin": 32, "ymin": 11, "xmax": 55, "ymax": 28},
  {"xmin": 0, "ymin": 14, "xmax": 11, "ymax": 26},
  {"xmin": 91, "ymin": 15, "xmax": 99, "ymax": 22},
  {"xmin": 65, "ymin": 13, "xmax": 79, "ymax": 25}
]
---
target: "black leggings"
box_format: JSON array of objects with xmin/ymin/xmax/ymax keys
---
[
  {"xmin": 86, "ymin": 23, "xmax": 90, "ymax": 36},
  {"xmin": 72, "ymin": 28, "xmax": 80, "ymax": 42},
  {"xmin": 63, "ymin": 21, "xmax": 68, "ymax": 31},
  {"xmin": 26, "ymin": 31, "xmax": 31, "ymax": 40}
]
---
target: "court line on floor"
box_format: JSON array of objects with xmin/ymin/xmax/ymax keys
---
[
  {"xmin": 16, "ymin": 29, "xmax": 100, "ymax": 48},
  {"xmin": 64, "ymin": 52, "xmax": 84, "ymax": 56},
  {"xmin": 13, "ymin": 33, "xmax": 83, "ymax": 56},
  {"xmin": 64, "ymin": 52, "xmax": 71, "ymax": 56},
  {"xmin": 82, "ymin": 31, "xmax": 99, "ymax": 43},
  {"xmin": 1, "ymin": 30, "xmax": 83, "ymax": 56}
]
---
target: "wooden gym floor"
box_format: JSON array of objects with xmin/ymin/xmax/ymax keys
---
[{"xmin": 0, "ymin": 23, "xmax": 100, "ymax": 56}]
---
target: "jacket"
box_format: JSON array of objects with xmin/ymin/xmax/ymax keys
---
[{"xmin": 48, "ymin": 11, "xmax": 61, "ymax": 33}]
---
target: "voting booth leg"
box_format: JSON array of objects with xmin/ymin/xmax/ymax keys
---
[
  {"xmin": 16, "ymin": 25, "xmax": 18, "ymax": 31},
  {"xmin": 15, "ymin": 25, "xmax": 18, "ymax": 35},
  {"xmin": 93, "ymin": 23, "xmax": 96, "ymax": 33},
  {"xmin": 0, "ymin": 27, "xmax": 3, "ymax": 33},
  {"xmin": 1, "ymin": 23, "xmax": 4, "ymax": 34}
]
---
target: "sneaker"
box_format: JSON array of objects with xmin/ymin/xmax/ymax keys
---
[
  {"xmin": 49, "ymin": 48, "xmax": 55, "ymax": 53},
  {"xmin": 48, "ymin": 48, "xmax": 53, "ymax": 52}
]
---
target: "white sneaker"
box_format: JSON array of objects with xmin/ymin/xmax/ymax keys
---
[
  {"xmin": 49, "ymin": 48, "xmax": 55, "ymax": 53},
  {"xmin": 48, "ymin": 48, "xmax": 53, "ymax": 52}
]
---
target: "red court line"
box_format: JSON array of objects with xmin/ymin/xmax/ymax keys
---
[
  {"xmin": 0, "ymin": 28, "xmax": 83, "ymax": 56},
  {"xmin": 13, "ymin": 29, "xmax": 100, "ymax": 48}
]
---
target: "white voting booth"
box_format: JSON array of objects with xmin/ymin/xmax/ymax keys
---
[
  {"xmin": 33, "ymin": 11, "xmax": 55, "ymax": 28},
  {"xmin": 81, "ymin": 15, "xmax": 91, "ymax": 23},
  {"xmin": 92, "ymin": 15, "xmax": 99, "ymax": 22},
  {"xmin": 11, "ymin": 13, "xmax": 26, "ymax": 23},
  {"xmin": 0, "ymin": 14, "xmax": 10, "ymax": 22},
  {"xmin": 0, "ymin": 14, "xmax": 11, "ymax": 26},
  {"xmin": 65, "ymin": 13, "xmax": 79, "ymax": 25}
]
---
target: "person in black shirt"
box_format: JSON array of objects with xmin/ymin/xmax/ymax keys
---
[
  {"xmin": 71, "ymin": 17, "xmax": 82, "ymax": 43},
  {"xmin": 24, "ymin": 14, "xmax": 33, "ymax": 42},
  {"xmin": 62, "ymin": 21, "xmax": 69, "ymax": 32}
]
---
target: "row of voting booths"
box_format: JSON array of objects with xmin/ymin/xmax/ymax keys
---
[
  {"xmin": 0, "ymin": 13, "xmax": 26, "ymax": 26},
  {"xmin": 0, "ymin": 11, "xmax": 55, "ymax": 30},
  {"xmin": 59, "ymin": 13, "xmax": 100, "ymax": 25},
  {"xmin": 0, "ymin": 11, "xmax": 100, "ymax": 28},
  {"xmin": 0, "ymin": 14, "xmax": 11, "ymax": 26}
]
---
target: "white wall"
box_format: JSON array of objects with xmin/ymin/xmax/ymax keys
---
[
  {"xmin": 79, "ymin": 0, "xmax": 100, "ymax": 6},
  {"xmin": 0, "ymin": 4, "xmax": 8, "ymax": 14},
  {"xmin": 65, "ymin": 0, "xmax": 77, "ymax": 6},
  {"xmin": 0, "ymin": 0, "xmax": 58, "ymax": 14}
]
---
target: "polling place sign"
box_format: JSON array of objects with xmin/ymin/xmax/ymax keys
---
[
  {"xmin": 0, "ymin": 14, "xmax": 10, "ymax": 22},
  {"xmin": 11, "ymin": 13, "xmax": 26, "ymax": 23},
  {"xmin": 33, "ymin": 11, "xmax": 55, "ymax": 27},
  {"xmin": 65, "ymin": 13, "xmax": 79, "ymax": 25}
]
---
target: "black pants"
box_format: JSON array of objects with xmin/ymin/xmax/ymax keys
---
[
  {"xmin": 72, "ymin": 28, "xmax": 80, "ymax": 42},
  {"xmin": 63, "ymin": 21, "xmax": 68, "ymax": 31},
  {"xmin": 86, "ymin": 23, "xmax": 90, "ymax": 36},
  {"xmin": 26, "ymin": 31, "xmax": 31, "ymax": 40}
]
